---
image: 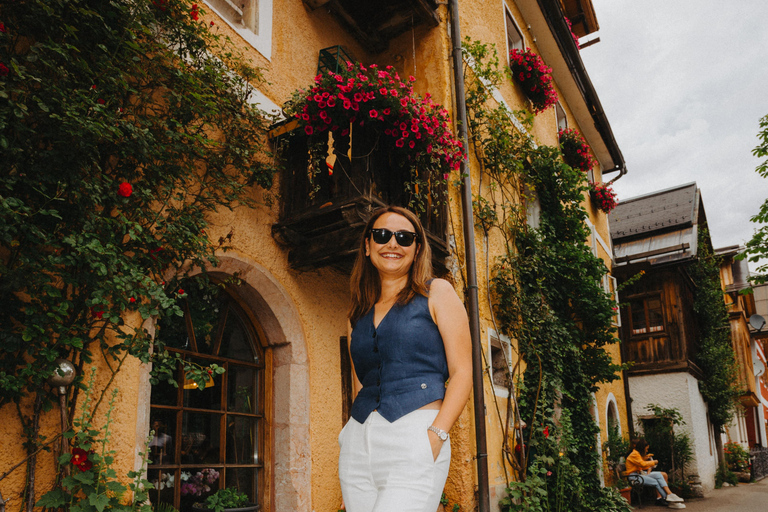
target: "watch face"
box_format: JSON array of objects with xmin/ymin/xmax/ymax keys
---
[{"xmin": 439, "ymin": 432, "xmax": 448, "ymax": 441}]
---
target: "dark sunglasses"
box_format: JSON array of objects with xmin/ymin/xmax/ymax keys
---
[{"xmin": 370, "ymin": 228, "xmax": 419, "ymax": 247}]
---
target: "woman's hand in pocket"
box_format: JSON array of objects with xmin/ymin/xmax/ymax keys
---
[{"xmin": 428, "ymin": 429, "xmax": 444, "ymax": 462}]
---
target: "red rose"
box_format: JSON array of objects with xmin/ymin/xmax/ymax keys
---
[
  {"xmin": 0, "ymin": 62, "xmax": 9, "ymax": 77},
  {"xmin": 190, "ymin": 4, "xmax": 200, "ymax": 21},
  {"xmin": 90, "ymin": 306, "xmax": 104, "ymax": 320},
  {"xmin": 178, "ymin": 289, "xmax": 185, "ymax": 295},
  {"xmin": 118, "ymin": 182, "xmax": 132, "ymax": 197},
  {"xmin": 0, "ymin": 23, "xmax": 6, "ymax": 33},
  {"xmin": 97, "ymin": 98, "xmax": 105, "ymax": 105},
  {"xmin": 129, "ymin": 297, "xmax": 136, "ymax": 303}
]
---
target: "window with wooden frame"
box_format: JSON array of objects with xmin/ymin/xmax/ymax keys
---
[
  {"xmin": 629, "ymin": 295, "xmax": 665, "ymax": 336},
  {"xmin": 505, "ymin": 6, "xmax": 524, "ymax": 55},
  {"xmin": 148, "ymin": 279, "xmax": 267, "ymax": 511}
]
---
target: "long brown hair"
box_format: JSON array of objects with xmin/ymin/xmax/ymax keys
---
[{"xmin": 348, "ymin": 206, "xmax": 433, "ymax": 326}]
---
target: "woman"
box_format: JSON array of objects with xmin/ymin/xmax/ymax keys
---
[
  {"xmin": 339, "ymin": 206, "xmax": 473, "ymax": 512},
  {"xmin": 625, "ymin": 438, "xmax": 685, "ymax": 506}
]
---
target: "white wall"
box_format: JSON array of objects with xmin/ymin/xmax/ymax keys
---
[{"xmin": 628, "ymin": 372, "xmax": 717, "ymax": 494}]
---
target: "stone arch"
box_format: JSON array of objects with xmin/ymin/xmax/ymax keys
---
[
  {"xmin": 605, "ymin": 392, "xmax": 621, "ymax": 436},
  {"xmin": 206, "ymin": 253, "xmax": 310, "ymax": 512}
]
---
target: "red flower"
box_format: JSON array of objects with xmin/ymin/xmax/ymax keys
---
[
  {"xmin": 90, "ymin": 306, "xmax": 104, "ymax": 320},
  {"xmin": 118, "ymin": 182, "xmax": 133, "ymax": 197},
  {"xmin": 178, "ymin": 289, "xmax": 185, "ymax": 295},
  {"xmin": 305, "ymin": 125, "xmax": 313, "ymax": 135},
  {"xmin": 97, "ymin": 98, "xmax": 105, "ymax": 105},
  {"xmin": 0, "ymin": 62, "xmax": 9, "ymax": 77},
  {"xmin": 369, "ymin": 109, "xmax": 378, "ymax": 118},
  {"xmin": 79, "ymin": 459, "xmax": 93, "ymax": 471},
  {"xmin": 0, "ymin": 23, "xmax": 6, "ymax": 33},
  {"xmin": 543, "ymin": 426, "xmax": 550, "ymax": 438},
  {"xmin": 129, "ymin": 297, "xmax": 136, "ymax": 303},
  {"xmin": 190, "ymin": 4, "xmax": 200, "ymax": 21},
  {"xmin": 71, "ymin": 448, "xmax": 88, "ymax": 466}
]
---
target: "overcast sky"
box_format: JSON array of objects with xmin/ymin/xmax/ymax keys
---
[{"xmin": 580, "ymin": 0, "xmax": 768, "ymax": 258}]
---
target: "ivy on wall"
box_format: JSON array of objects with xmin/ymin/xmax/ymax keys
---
[{"xmin": 463, "ymin": 39, "xmax": 628, "ymax": 511}]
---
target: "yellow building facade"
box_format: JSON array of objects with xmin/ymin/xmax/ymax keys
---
[{"xmin": 0, "ymin": 1, "xmax": 629, "ymax": 511}]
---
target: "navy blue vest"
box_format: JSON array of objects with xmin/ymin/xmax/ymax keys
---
[{"xmin": 350, "ymin": 293, "xmax": 448, "ymax": 423}]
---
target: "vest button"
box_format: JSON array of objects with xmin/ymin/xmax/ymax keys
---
[{"xmin": 421, "ymin": 383, "xmax": 427, "ymax": 389}]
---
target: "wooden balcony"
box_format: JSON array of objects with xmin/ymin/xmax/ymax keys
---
[
  {"xmin": 302, "ymin": 0, "xmax": 441, "ymax": 53},
  {"xmin": 270, "ymin": 121, "xmax": 449, "ymax": 273}
]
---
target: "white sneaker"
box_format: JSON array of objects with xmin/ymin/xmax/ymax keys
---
[
  {"xmin": 667, "ymin": 503, "xmax": 686, "ymax": 509},
  {"xmin": 666, "ymin": 493, "xmax": 684, "ymax": 503}
]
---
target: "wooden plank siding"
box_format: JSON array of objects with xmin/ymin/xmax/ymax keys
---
[{"xmin": 617, "ymin": 265, "xmax": 702, "ymax": 377}]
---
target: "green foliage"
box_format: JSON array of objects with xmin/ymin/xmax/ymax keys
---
[
  {"xmin": 36, "ymin": 369, "xmax": 154, "ymax": 512},
  {"xmin": 638, "ymin": 405, "xmax": 693, "ymax": 482},
  {"xmin": 741, "ymin": 114, "xmax": 768, "ymax": 283},
  {"xmin": 689, "ymin": 230, "xmax": 740, "ymax": 430},
  {"xmin": 724, "ymin": 442, "xmax": 751, "ymax": 473},
  {"xmin": 463, "ymin": 40, "xmax": 624, "ymax": 511},
  {"xmin": 602, "ymin": 422, "xmax": 630, "ymax": 475},
  {"xmin": 0, "ymin": 2, "xmax": 273, "ymax": 411},
  {"xmin": 715, "ymin": 462, "xmax": 739, "ymax": 488},
  {"xmin": 200, "ymin": 487, "xmax": 248, "ymax": 512}
]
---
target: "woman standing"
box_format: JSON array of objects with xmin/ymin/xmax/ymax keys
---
[{"xmin": 339, "ymin": 206, "xmax": 473, "ymax": 512}]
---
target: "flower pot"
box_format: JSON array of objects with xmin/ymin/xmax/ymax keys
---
[{"xmin": 619, "ymin": 487, "xmax": 631, "ymax": 501}]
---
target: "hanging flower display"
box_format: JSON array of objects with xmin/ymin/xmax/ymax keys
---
[
  {"xmin": 590, "ymin": 182, "xmax": 618, "ymax": 214},
  {"xmin": 509, "ymin": 48, "xmax": 558, "ymax": 113},
  {"xmin": 564, "ymin": 17, "xmax": 580, "ymax": 49},
  {"xmin": 558, "ymin": 128, "xmax": 596, "ymax": 173},
  {"xmin": 287, "ymin": 61, "xmax": 465, "ymax": 188}
]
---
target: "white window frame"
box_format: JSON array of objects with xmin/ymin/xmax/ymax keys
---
[
  {"xmin": 504, "ymin": 3, "xmax": 525, "ymax": 55},
  {"xmin": 206, "ymin": 0, "xmax": 273, "ymax": 60},
  {"xmin": 555, "ymin": 102, "xmax": 567, "ymax": 131},
  {"xmin": 489, "ymin": 329, "xmax": 513, "ymax": 397}
]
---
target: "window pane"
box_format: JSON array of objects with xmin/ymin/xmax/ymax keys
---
[
  {"xmin": 225, "ymin": 467, "xmax": 258, "ymax": 506},
  {"xmin": 149, "ymin": 410, "xmax": 177, "ymax": 465},
  {"xmin": 147, "ymin": 468, "xmax": 176, "ymax": 507},
  {"xmin": 227, "ymin": 416, "xmax": 259, "ymax": 464},
  {"xmin": 180, "ymin": 467, "xmax": 222, "ymax": 510},
  {"xmin": 182, "ymin": 412, "xmax": 222, "ymax": 465},
  {"xmin": 183, "ymin": 358, "xmax": 223, "ymax": 410},
  {"xmin": 220, "ymin": 309, "xmax": 259, "ymax": 363},
  {"xmin": 647, "ymin": 297, "xmax": 664, "ymax": 331},
  {"xmin": 630, "ymin": 300, "xmax": 647, "ymax": 334},
  {"xmin": 506, "ymin": 11, "xmax": 523, "ymax": 51},
  {"xmin": 157, "ymin": 309, "xmax": 191, "ymax": 350},
  {"xmin": 228, "ymin": 366, "xmax": 259, "ymax": 414}
]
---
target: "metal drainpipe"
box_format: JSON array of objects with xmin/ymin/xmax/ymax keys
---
[{"xmin": 447, "ymin": 1, "xmax": 490, "ymax": 511}]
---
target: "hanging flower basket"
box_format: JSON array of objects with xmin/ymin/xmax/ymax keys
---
[
  {"xmin": 590, "ymin": 182, "xmax": 618, "ymax": 214},
  {"xmin": 509, "ymin": 48, "xmax": 558, "ymax": 113},
  {"xmin": 286, "ymin": 61, "xmax": 465, "ymax": 196},
  {"xmin": 558, "ymin": 128, "xmax": 596, "ymax": 173}
]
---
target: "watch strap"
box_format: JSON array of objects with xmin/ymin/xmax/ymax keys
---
[{"xmin": 428, "ymin": 425, "xmax": 449, "ymax": 441}]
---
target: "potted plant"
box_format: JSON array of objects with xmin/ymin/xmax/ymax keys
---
[
  {"xmin": 558, "ymin": 128, "xmax": 596, "ymax": 173},
  {"xmin": 192, "ymin": 488, "xmax": 257, "ymax": 512},
  {"xmin": 590, "ymin": 182, "xmax": 618, "ymax": 214},
  {"xmin": 508, "ymin": 48, "xmax": 558, "ymax": 113}
]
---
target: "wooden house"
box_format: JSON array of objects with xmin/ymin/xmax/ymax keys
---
[{"xmin": 609, "ymin": 182, "xmax": 717, "ymax": 494}]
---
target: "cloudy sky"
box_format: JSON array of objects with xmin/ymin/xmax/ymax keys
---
[{"xmin": 579, "ymin": 0, "xmax": 768, "ymax": 257}]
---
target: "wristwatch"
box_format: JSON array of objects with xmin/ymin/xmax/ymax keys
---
[{"xmin": 428, "ymin": 425, "xmax": 449, "ymax": 441}]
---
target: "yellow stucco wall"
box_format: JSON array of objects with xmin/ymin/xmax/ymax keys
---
[{"xmin": 0, "ymin": 2, "xmax": 628, "ymax": 511}]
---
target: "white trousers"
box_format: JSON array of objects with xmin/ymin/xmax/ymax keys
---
[{"xmin": 339, "ymin": 409, "xmax": 451, "ymax": 512}]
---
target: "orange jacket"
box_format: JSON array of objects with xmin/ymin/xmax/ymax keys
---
[{"xmin": 624, "ymin": 449, "xmax": 656, "ymax": 475}]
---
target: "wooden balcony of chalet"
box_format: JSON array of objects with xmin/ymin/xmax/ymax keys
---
[
  {"xmin": 617, "ymin": 266, "xmax": 704, "ymax": 379},
  {"xmin": 302, "ymin": 0, "xmax": 441, "ymax": 54},
  {"xmin": 269, "ymin": 120, "xmax": 449, "ymax": 274}
]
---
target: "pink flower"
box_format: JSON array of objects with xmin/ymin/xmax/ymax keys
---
[
  {"xmin": 395, "ymin": 139, "xmax": 405, "ymax": 148},
  {"xmin": 369, "ymin": 109, "xmax": 378, "ymax": 118},
  {"xmin": 305, "ymin": 125, "xmax": 313, "ymax": 135},
  {"xmin": 409, "ymin": 140, "xmax": 415, "ymax": 149},
  {"xmin": 118, "ymin": 182, "xmax": 133, "ymax": 197},
  {"xmin": 379, "ymin": 88, "xmax": 388, "ymax": 95}
]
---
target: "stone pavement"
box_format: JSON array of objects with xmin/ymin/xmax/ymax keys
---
[{"xmin": 659, "ymin": 478, "xmax": 768, "ymax": 512}]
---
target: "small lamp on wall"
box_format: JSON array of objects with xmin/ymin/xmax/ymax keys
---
[{"xmin": 47, "ymin": 358, "xmax": 77, "ymax": 474}]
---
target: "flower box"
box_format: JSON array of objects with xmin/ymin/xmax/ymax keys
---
[
  {"xmin": 509, "ymin": 48, "xmax": 558, "ymax": 113},
  {"xmin": 558, "ymin": 128, "xmax": 596, "ymax": 173},
  {"xmin": 589, "ymin": 182, "xmax": 618, "ymax": 214}
]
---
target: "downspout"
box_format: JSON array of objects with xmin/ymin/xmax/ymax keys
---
[{"xmin": 447, "ymin": 1, "xmax": 490, "ymax": 512}]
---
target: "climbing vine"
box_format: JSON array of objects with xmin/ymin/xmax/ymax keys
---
[{"xmin": 463, "ymin": 39, "xmax": 628, "ymax": 511}]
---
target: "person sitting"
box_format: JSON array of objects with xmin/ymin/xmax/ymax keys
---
[{"xmin": 625, "ymin": 438, "xmax": 685, "ymax": 507}]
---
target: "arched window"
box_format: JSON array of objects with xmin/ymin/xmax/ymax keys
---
[{"xmin": 148, "ymin": 279, "xmax": 267, "ymax": 511}]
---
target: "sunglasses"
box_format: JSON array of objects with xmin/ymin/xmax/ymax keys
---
[{"xmin": 370, "ymin": 228, "xmax": 419, "ymax": 247}]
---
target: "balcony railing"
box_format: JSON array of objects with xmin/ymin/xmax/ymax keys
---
[{"xmin": 270, "ymin": 122, "xmax": 449, "ymax": 273}]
